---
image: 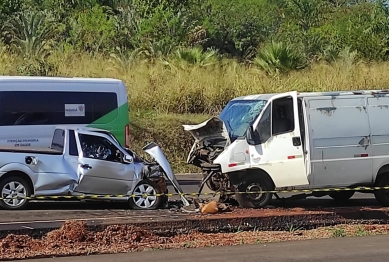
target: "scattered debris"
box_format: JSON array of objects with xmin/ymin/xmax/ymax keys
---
[
  {"xmin": 199, "ymin": 201, "xmax": 219, "ymax": 214},
  {"xmin": 181, "ymin": 198, "xmax": 233, "ymax": 214},
  {"xmin": 198, "ymin": 201, "xmax": 231, "ymax": 214}
]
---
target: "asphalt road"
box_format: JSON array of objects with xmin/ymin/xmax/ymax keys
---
[
  {"xmin": 0, "ymin": 174, "xmax": 381, "ymax": 231},
  {"xmin": 22, "ymin": 234, "xmax": 389, "ymax": 262}
]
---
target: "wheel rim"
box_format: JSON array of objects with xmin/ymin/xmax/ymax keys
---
[
  {"xmin": 245, "ymin": 183, "xmax": 267, "ymax": 202},
  {"xmin": 2, "ymin": 181, "xmax": 27, "ymax": 207},
  {"xmin": 132, "ymin": 184, "xmax": 157, "ymax": 209}
]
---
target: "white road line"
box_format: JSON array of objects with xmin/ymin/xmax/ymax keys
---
[{"xmin": 21, "ymin": 225, "xmax": 34, "ymax": 229}]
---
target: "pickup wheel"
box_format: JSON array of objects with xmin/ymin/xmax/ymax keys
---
[
  {"xmin": 235, "ymin": 174, "xmax": 273, "ymax": 208},
  {"xmin": 0, "ymin": 176, "xmax": 31, "ymax": 210},
  {"xmin": 129, "ymin": 180, "xmax": 162, "ymax": 210},
  {"xmin": 374, "ymin": 173, "xmax": 389, "ymax": 206},
  {"xmin": 329, "ymin": 191, "xmax": 355, "ymax": 202}
]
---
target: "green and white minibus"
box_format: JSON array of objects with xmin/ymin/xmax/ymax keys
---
[{"xmin": 0, "ymin": 76, "xmax": 130, "ymax": 148}]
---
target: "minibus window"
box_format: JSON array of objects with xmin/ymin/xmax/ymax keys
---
[{"xmin": 0, "ymin": 91, "xmax": 117, "ymax": 126}]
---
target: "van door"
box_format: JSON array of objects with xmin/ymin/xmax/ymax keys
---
[
  {"xmin": 307, "ymin": 96, "xmax": 373, "ymax": 187},
  {"xmin": 73, "ymin": 130, "xmax": 135, "ymax": 195},
  {"xmin": 249, "ymin": 91, "xmax": 309, "ymax": 188}
]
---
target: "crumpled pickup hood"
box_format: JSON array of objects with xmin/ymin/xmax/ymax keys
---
[
  {"xmin": 143, "ymin": 142, "xmax": 190, "ymax": 206},
  {"xmin": 183, "ymin": 117, "xmax": 230, "ymax": 167}
]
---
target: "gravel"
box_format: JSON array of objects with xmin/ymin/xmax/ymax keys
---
[{"xmin": 1, "ymin": 220, "xmax": 389, "ymax": 261}]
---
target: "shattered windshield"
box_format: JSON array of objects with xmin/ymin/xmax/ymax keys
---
[{"xmin": 219, "ymin": 99, "xmax": 267, "ymax": 140}]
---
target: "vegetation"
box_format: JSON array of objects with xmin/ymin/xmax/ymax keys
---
[{"xmin": 2, "ymin": 0, "xmax": 389, "ymax": 172}]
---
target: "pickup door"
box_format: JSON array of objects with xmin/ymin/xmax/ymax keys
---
[{"xmin": 73, "ymin": 130, "xmax": 135, "ymax": 195}]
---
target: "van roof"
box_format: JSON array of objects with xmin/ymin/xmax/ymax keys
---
[
  {"xmin": 231, "ymin": 90, "xmax": 389, "ymax": 101},
  {"xmin": 0, "ymin": 76, "xmax": 123, "ymax": 84}
]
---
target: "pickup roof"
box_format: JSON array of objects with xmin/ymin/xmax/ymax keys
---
[{"xmin": 0, "ymin": 127, "xmax": 189, "ymax": 210}]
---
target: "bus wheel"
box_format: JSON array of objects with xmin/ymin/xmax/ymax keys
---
[
  {"xmin": 329, "ymin": 191, "xmax": 355, "ymax": 202},
  {"xmin": 235, "ymin": 174, "xmax": 273, "ymax": 208},
  {"xmin": 374, "ymin": 173, "xmax": 389, "ymax": 206}
]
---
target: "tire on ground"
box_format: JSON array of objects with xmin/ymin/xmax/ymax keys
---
[
  {"xmin": 0, "ymin": 176, "xmax": 31, "ymax": 210},
  {"xmin": 374, "ymin": 173, "xmax": 389, "ymax": 206},
  {"xmin": 329, "ymin": 190, "xmax": 355, "ymax": 202},
  {"xmin": 129, "ymin": 179, "xmax": 162, "ymax": 210},
  {"xmin": 235, "ymin": 174, "xmax": 274, "ymax": 208}
]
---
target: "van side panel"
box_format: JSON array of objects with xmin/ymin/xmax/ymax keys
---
[
  {"xmin": 367, "ymin": 96, "xmax": 389, "ymax": 177},
  {"xmin": 307, "ymin": 96, "xmax": 373, "ymax": 187},
  {"xmin": 88, "ymin": 101, "xmax": 129, "ymax": 146}
]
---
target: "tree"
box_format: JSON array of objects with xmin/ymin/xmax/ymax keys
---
[
  {"xmin": 2, "ymin": 10, "xmax": 56, "ymax": 59},
  {"xmin": 196, "ymin": 0, "xmax": 281, "ymax": 59},
  {"xmin": 285, "ymin": 0, "xmax": 329, "ymax": 31},
  {"xmin": 0, "ymin": 0, "xmax": 23, "ymax": 23},
  {"xmin": 69, "ymin": 5, "xmax": 116, "ymax": 53}
]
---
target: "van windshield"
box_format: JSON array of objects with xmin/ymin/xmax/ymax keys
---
[{"xmin": 219, "ymin": 99, "xmax": 267, "ymax": 140}]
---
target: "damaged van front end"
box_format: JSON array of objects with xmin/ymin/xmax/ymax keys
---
[
  {"xmin": 183, "ymin": 96, "xmax": 269, "ymax": 199},
  {"xmin": 184, "ymin": 117, "xmax": 230, "ymax": 169},
  {"xmin": 183, "ymin": 117, "xmax": 233, "ymax": 199}
]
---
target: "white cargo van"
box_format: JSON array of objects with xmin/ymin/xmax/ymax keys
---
[
  {"xmin": 184, "ymin": 90, "xmax": 389, "ymax": 208},
  {"xmin": 0, "ymin": 76, "xmax": 130, "ymax": 148}
]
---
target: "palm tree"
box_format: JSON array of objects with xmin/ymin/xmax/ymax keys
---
[
  {"xmin": 254, "ymin": 41, "xmax": 306, "ymax": 75},
  {"xmin": 3, "ymin": 10, "xmax": 56, "ymax": 60},
  {"xmin": 173, "ymin": 46, "xmax": 218, "ymax": 68},
  {"xmin": 138, "ymin": 40, "xmax": 175, "ymax": 61}
]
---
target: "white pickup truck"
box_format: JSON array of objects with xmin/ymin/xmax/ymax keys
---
[{"xmin": 0, "ymin": 127, "xmax": 189, "ymax": 210}]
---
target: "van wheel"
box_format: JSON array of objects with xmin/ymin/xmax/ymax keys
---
[
  {"xmin": 235, "ymin": 174, "xmax": 273, "ymax": 208},
  {"xmin": 129, "ymin": 180, "xmax": 162, "ymax": 210},
  {"xmin": 374, "ymin": 174, "xmax": 389, "ymax": 206},
  {"xmin": 329, "ymin": 191, "xmax": 355, "ymax": 202},
  {"xmin": 0, "ymin": 176, "xmax": 31, "ymax": 210}
]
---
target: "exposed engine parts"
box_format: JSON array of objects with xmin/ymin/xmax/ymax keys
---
[
  {"xmin": 188, "ymin": 138, "xmax": 235, "ymax": 203},
  {"xmin": 187, "ymin": 138, "xmax": 226, "ymax": 168}
]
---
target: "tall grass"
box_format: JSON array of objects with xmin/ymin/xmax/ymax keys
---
[
  {"xmin": 2, "ymin": 50, "xmax": 389, "ymax": 172},
  {"xmin": 2, "ymin": 50, "xmax": 389, "ymax": 115}
]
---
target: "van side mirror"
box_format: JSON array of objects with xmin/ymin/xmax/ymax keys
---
[
  {"xmin": 246, "ymin": 126, "xmax": 261, "ymax": 145},
  {"xmin": 123, "ymin": 155, "xmax": 133, "ymax": 164}
]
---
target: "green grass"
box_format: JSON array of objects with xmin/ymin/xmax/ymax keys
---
[
  {"xmin": 3, "ymin": 50, "xmax": 389, "ymax": 172},
  {"xmin": 330, "ymin": 227, "xmax": 346, "ymax": 238},
  {"xmin": 6, "ymin": 50, "xmax": 389, "ymax": 115}
]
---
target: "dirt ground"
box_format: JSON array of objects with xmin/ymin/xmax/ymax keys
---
[{"xmin": 1, "ymin": 220, "xmax": 389, "ymax": 261}]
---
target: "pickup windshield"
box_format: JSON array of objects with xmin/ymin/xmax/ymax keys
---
[{"xmin": 219, "ymin": 99, "xmax": 267, "ymax": 140}]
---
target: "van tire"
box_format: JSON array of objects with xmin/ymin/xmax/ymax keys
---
[
  {"xmin": 235, "ymin": 174, "xmax": 273, "ymax": 208},
  {"xmin": 0, "ymin": 176, "xmax": 31, "ymax": 210},
  {"xmin": 329, "ymin": 191, "xmax": 355, "ymax": 202},
  {"xmin": 374, "ymin": 174, "xmax": 389, "ymax": 206}
]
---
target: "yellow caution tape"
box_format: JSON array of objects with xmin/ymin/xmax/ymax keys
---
[{"xmin": 2, "ymin": 186, "xmax": 389, "ymax": 200}]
